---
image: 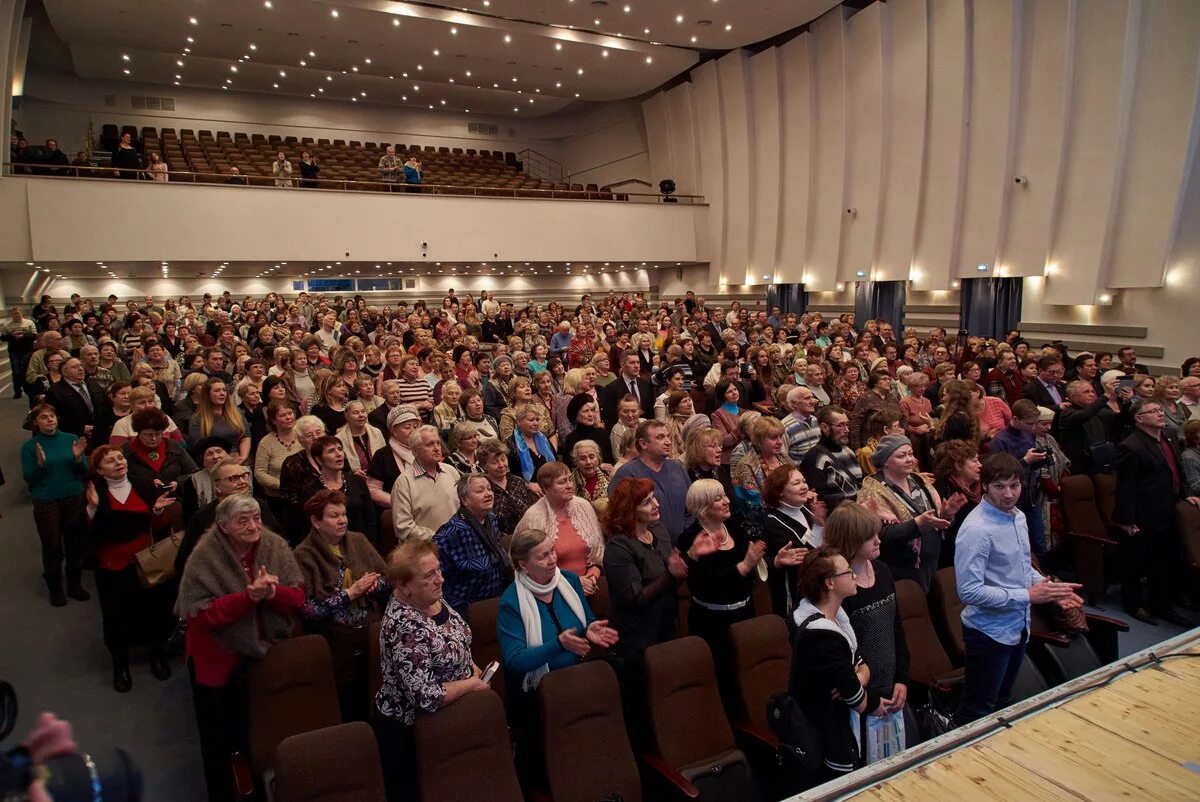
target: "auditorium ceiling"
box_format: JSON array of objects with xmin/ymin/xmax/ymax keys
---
[{"xmin": 38, "ymin": 0, "xmax": 840, "ymax": 117}]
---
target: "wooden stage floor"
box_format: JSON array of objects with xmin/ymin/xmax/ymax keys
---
[{"xmin": 798, "ymin": 634, "xmax": 1200, "ymax": 801}]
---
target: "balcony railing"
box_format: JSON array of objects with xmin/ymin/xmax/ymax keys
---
[{"xmin": 4, "ymin": 163, "xmax": 705, "ymax": 204}]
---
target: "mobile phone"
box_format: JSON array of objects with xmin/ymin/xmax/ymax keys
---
[
  {"xmin": 481, "ymin": 660, "xmax": 500, "ymax": 684},
  {"xmin": 1116, "ymin": 377, "xmax": 1136, "ymax": 393}
]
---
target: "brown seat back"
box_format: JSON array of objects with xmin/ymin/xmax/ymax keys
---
[
  {"xmin": 643, "ymin": 636, "xmax": 736, "ymax": 769},
  {"xmin": 539, "ymin": 662, "xmax": 642, "ymax": 802},
  {"xmin": 590, "ymin": 575, "xmax": 610, "ymax": 619},
  {"xmin": 894, "ymin": 579, "xmax": 956, "ymax": 682},
  {"xmin": 1091, "ymin": 473, "xmax": 1117, "ymax": 527},
  {"xmin": 368, "ymin": 620, "xmax": 383, "ymax": 704},
  {"xmin": 274, "ymin": 722, "xmax": 386, "ymax": 802},
  {"xmin": 1061, "ymin": 475, "xmax": 1105, "ymax": 536},
  {"xmin": 728, "ymin": 615, "xmax": 790, "ymax": 730},
  {"xmin": 248, "ymin": 635, "xmax": 342, "ymax": 773},
  {"xmin": 414, "ymin": 690, "xmax": 523, "ymax": 802},
  {"xmin": 1178, "ymin": 500, "xmax": 1200, "ymax": 569},
  {"xmin": 466, "ymin": 596, "xmax": 506, "ymax": 705},
  {"xmin": 931, "ymin": 567, "xmax": 965, "ymax": 663},
  {"xmin": 377, "ymin": 509, "xmax": 398, "ymax": 558}
]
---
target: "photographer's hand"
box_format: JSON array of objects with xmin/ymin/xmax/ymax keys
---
[{"xmin": 24, "ymin": 712, "xmax": 77, "ymax": 802}]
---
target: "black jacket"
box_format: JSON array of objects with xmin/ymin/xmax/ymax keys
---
[
  {"xmin": 1022, "ymin": 378, "xmax": 1067, "ymax": 413},
  {"xmin": 1057, "ymin": 397, "xmax": 1127, "ymax": 475},
  {"xmin": 1114, "ymin": 427, "xmax": 1187, "ymax": 532},
  {"xmin": 600, "ymin": 373, "xmax": 653, "ymax": 429},
  {"xmin": 48, "ymin": 379, "xmax": 98, "ymax": 439}
]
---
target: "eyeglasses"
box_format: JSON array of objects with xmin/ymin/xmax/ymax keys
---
[
  {"xmin": 220, "ymin": 471, "xmax": 251, "ymax": 482},
  {"xmin": 831, "ymin": 569, "xmax": 857, "ymax": 579},
  {"xmin": 1136, "ymin": 407, "xmax": 1165, "ymax": 417}
]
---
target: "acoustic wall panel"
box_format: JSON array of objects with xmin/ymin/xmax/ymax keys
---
[
  {"xmin": 1106, "ymin": 0, "xmax": 1200, "ymax": 289},
  {"xmin": 641, "ymin": 93, "xmax": 672, "ymax": 196},
  {"xmin": 1044, "ymin": 0, "xmax": 1131, "ymax": 305},
  {"xmin": 808, "ymin": 8, "xmax": 849, "ymax": 288},
  {"xmin": 749, "ymin": 48, "xmax": 783, "ymax": 283},
  {"xmin": 876, "ymin": 0, "xmax": 929, "ymax": 286},
  {"xmin": 777, "ymin": 33, "xmax": 815, "ymax": 284},
  {"xmin": 841, "ymin": 3, "xmax": 886, "ymax": 280},
  {"xmin": 665, "ymin": 82, "xmax": 699, "ymax": 198},
  {"xmin": 691, "ymin": 60, "xmax": 727, "ymax": 283},
  {"xmin": 957, "ymin": 0, "xmax": 1020, "ymax": 283},
  {"xmin": 718, "ymin": 51, "xmax": 754, "ymax": 284},
  {"xmin": 912, "ymin": 0, "xmax": 969, "ymax": 289}
]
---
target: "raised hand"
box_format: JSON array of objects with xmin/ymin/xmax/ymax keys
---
[
  {"xmin": 152, "ymin": 494, "xmax": 176, "ymax": 514},
  {"xmin": 70, "ymin": 437, "xmax": 87, "ymax": 460},
  {"xmin": 35, "ymin": 443, "xmax": 47, "ymax": 467},
  {"xmin": 811, "ymin": 498, "xmax": 828, "ymax": 525},
  {"xmin": 247, "ymin": 565, "xmax": 279, "ymax": 601},
  {"xmin": 941, "ymin": 492, "xmax": 968, "ymax": 518},
  {"xmin": 667, "ymin": 549, "xmax": 689, "ymax": 579},
  {"xmin": 347, "ymin": 571, "xmax": 381, "ymax": 600},
  {"xmin": 774, "ymin": 542, "xmax": 810, "ymax": 568},
  {"xmin": 687, "ymin": 530, "xmax": 721, "ymax": 560},
  {"xmin": 914, "ymin": 509, "xmax": 951, "ymax": 531}
]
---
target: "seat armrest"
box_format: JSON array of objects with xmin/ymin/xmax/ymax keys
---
[
  {"xmin": 1084, "ymin": 612, "xmax": 1131, "ymax": 632},
  {"xmin": 641, "ymin": 753, "xmax": 701, "ymax": 799},
  {"xmin": 1068, "ymin": 529, "xmax": 1119, "ymax": 546},
  {"xmin": 910, "ymin": 674, "xmax": 963, "ymax": 694},
  {"xmin": 1031, "ymin": 629, "xmax": 1072, "ymax": 647},
  {"xmin": 231, "ymin": 752, "xmax": 255, "ymax": 801},
  {"xmin": 733, "ymin": 720, "xmax": 779, "ymax": 750}
]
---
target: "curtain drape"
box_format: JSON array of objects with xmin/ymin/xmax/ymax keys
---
[
  {"xmin": 959, "ymin": 277, "xmax": 1023, "ymax": 340},
  {"xmin": 854, "ymin": 281, "xmax": 906, "ymax": 336},
  {"xmin": 767, "ymin": 284, "xmax": 808, "ymax": 317}
]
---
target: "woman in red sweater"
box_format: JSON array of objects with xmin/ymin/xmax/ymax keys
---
[
  {"xmin": 176, "ymin": 493, "xmax": 303, "ymax": 802},
  {"xmin": 86, "ymin": 444, "xmax": 178, "ymax": 693}
]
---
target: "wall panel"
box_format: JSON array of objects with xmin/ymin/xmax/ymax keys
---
[
  {"xmin": 691, "ymin": 61, "xmax": 727, "ymax": 284},
  {"xmin": 957, "ymin": 0, "xmax": 1019, "ymax": 282},
  {"xmin": 876, "ymin": 0, "xmax": 928, "ymax": 285},
  {"xmin": 1106, "ymin": 0, "xmax": 1200, "ymax": 289},
  {"xmin": 809, "ymin": 9, "xmax": 849, "ymax": 288},
  {"xmin": 717, "ymin": 52, "xmax": 754, "ymax": 284},
  {"xmin": 749, "ymin": 49, "xmax": 783, "ymax": 283},
  {"xmin": 665, "ymin": 83, "xmax": 700, "ymax": 197},
  {"xmin": 912, "ymin": 0, "xmax": 968, "ymax": 289},
  {"xmin": 1043, "ymin": 0, "xmax": 1131, "ymax": 305},
  {"xmin": 641, "ymin": 93, "xmax": 672, "ymax": 196},
  {"xmin": 841, "ymin": 3, "xmax": 886, "ymax": 280},
  {"xmin": 776, "ymin": 34, "xmax": 815, "ymax": 285}
]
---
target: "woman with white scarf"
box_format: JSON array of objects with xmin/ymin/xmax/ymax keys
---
[
  {"xmin": 497, "ymin": 529, "xmax": 618, "ymax": 711},
  {"xmin": 514, "ymin": 461, "xmax": 605, "ymax": 595}
]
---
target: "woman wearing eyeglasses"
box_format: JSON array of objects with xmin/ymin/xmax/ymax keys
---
[{"xmin": 788, "ymin": 545, "xmax": 886, "ymax": 780}]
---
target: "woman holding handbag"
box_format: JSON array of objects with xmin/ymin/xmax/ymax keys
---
[{"xmin": 86, "ymin": 444, "xmax": 178, "ymax": 692}]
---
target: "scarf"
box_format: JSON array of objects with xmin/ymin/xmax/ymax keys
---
[
  {"xmin": 514, "ymin": 568, "xmax": 586, "ymax": 691},
  {"xmin": 389, "ymin": 438, "xmax": 414, "ymax": 473},
  {"xmin": 516, "ymin": 496, "xmax": 605, "ymax": 566},
  {"xmin": 514, "ymin": 430, "xmax": 556, "ymax": 481},
  {"xmin": 176, "ymin": 526, "xmax": 303, "ymax": 659},
  {"xmin": 294, "ymin": 529, "xmax": 387, "ymax": 603},
  {"xmin": 720, "ymin": 401, "xmax": 740, "ymax": 415}
]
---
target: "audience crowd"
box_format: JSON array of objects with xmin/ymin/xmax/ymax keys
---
[{"xmin": 13, "ymin": 286, "xmax": 1200, "ymax": 800}]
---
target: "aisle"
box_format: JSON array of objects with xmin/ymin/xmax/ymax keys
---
[{"xmin": 0, "ymin": 398, "xmax": 205, "ymax": 802}]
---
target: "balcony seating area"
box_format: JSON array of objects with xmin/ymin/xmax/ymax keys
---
[{"xmin": 97, "ymin": 123, "xmax": 619, "ymax": 198}]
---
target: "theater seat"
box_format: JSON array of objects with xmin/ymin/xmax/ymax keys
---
[
  {"xmin": 895, "ymin": 579, "xmax": 964, "ymax": 688},
  {"xmin": 274, "ymin": 722, "xmax": 386, "ymax": 802},
  {"xmin": 642, "ymin": 636, "xmax": 755, "ymax": 799},
  {"xmin": 247, "ymin": 635, "xmax": 342, "ymax": 777},
  {"xmin": 466, "ymin": 597, "xmax": 507, "ymax": 707},
  {"xmin": 368, "ymin": 620, "xmax": 383, "ymax": 706},
  {"xmin": 728, "ymin": 615, "xmax": 790, "ymax": 751},
  {"xmin": 538, "ymin": 662, "xmax": 641, "ymax": 802},
  {"xmin": 414, "ymin": 691, "xmax": 523, "ymax": 802},
  {"xmin": 1060, "ymin": 475, "xmax": 1118, "ymax": 603}
]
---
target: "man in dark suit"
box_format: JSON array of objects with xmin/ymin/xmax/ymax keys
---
[
  {"xmin": 1112, "ymin": 398, "xmax": 1198, "ymax": 626},
  {"xmin": 601, "ymin": 349, "xmax": 653, "ymax": 428},
  {"xmin": 48, "ymin": 357, "xmax": 97, "ymax": 445},
  {"xmin": 1057, "ymin": 379, "xmax": 1131, "ymax": 475},
  {"xmin": 1021, "ymin": 355, "xmax": 1067, "ymax": 413}
]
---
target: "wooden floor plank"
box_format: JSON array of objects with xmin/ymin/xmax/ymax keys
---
[{"xmin": 849, "ymin": 746, "xmax": 1077, "ymax": 801}]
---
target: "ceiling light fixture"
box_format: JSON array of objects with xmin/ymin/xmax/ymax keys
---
[
  {"xmin": 330, "ymin": 9, "xmax": 339, "ymax": 18},
  {"xmin": 555, "ymin": 42, "xmax": 562, "ymax": 51},
  {"xmin": 189, "ymin": 16, "xmax": 198, "ymax": 25},
  {"xmin": 624, "ymin": 4, "xmax": 631, "ymax": 12},
  {"xmin": 230, "ymin": 65, "xmax": 237, "ymax": 72},
  {"xmin": 263, "ymin": 1, "xmax": 272, "ymax": 7},
  {"xmin": 432, "ymin": 49, "xmax": 439, "ymax": 56},
  {"xmin": 249, "ymin": 43, "xmax": 257, "ymax": 50},
  {"xmin": 299, "ymin": 60, "xmax": 307, "ymax": 65},
  {"xmin": 602, "ymin": 49, "xmax": 608, "ymax": 57},
  {"xmin": 645, "ymin": 56, "xmax": 652, "ymax": 63},
  {"xmin": 186, "ymin": 36, "xmax": 194, "ymax": 43},
  {"xmin": 644, "ymin": 27, "xmax": 650, "ymax": 34},
  {"xmin": 465, "ymin": 70, "xmax": 471, "ymax": 76},
  {"xmin": 577, "ymin": 67, "xmax": 584, "ymax": 74},
  {"xmin": 309, "ymin": 50, "xmax": 316, "ymax": 57},
  {"xmin": 450, "ymin": 27, "xmax": 457, "ymax": 35},
  {"xmin": 123, "ymin": 68, "xmax": 131, "ymax": 74},
  {"xmin": 393, "ymin": 18, "xmax": 400, "ymax": 26},
  {"xmin": 725, "ymin": 23, "xmax": 732, "ymax": 31},
  {"xmin": 365, "ymin": 58, "xmax": 372, "ymax": 64},
  {"xmin": 326, "ymin": 75, "xmax": 332, "ymax": 81},
  {"xmin": 273, "ymin": 83, "xmax": 279, "ymax": 88},
  {"xmin": 504, "ymin": 35, "xmax": 511, "ymax": 43},
  {"xmin": 279, "ymin": 70, "xmax": 286, "ymax": 77},
  {"xmin": 676, "ymin": 14, "xmax": 684, "ymax": 23},
  {"xmin": 122, "ymin": 54, "xmax": 130, "ymax": 61}
]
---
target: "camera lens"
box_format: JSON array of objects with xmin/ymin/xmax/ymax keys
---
[{"xmin": 43, "ymin": 749, "xmax": 143, "ymax": 802}]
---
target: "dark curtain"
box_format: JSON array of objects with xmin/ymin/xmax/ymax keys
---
[
  {"xmin": 959, "ymin": 277, "xmax": 1023, "ymax": 340},
  {"xmin": 767, "ymin": 283, "xmax": 807, "ymax": 317},
  {"xmin": 854, "ymin": 281, "xmax": 906, "ymax": 336}
]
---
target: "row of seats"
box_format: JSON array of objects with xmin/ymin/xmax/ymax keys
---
[{"xmin": 99, "ymin": 123, "xmax": 624, "ymax": 198}]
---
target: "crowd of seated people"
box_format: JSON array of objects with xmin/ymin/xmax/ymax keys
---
[{"xmin": 13, "ymin": 286, "xmax": 1200, "ymax": 800}]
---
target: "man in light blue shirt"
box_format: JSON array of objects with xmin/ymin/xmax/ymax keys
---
[{"xmin": 954, "ymin": 453, "xmax": 1082, "ymax": 725}]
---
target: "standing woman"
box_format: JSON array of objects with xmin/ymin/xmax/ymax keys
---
[
  {"xmin": 278, "ymin": 415, "xmax": 329, "ymax": 544},
  {"xmin": 516, "ymin": 462, "xmax": 605, "ymax": 596},
  {"xmin": 601, "ymin": 479, "xmax": 685, "ymax": 706},
  {"xmin": 932, "ymin": 440, "xmax": 982, "ymax": 570},
  {"xmin": 509, "ymin": 403, "xmax": 556, "ymax": 493},
  {"xmin": 285, "ymin": 349, "xmax": 317, "ymax": 411},
  {"xmin": 531, "ymin": 371, "xmax": 559, "ymax": 445},
  {"xmin": 335, "ymin": 399, "xmax": 385, "ymax": 475},
  {"xmin": 289, "ymin": 436, "xmax": 378, "ymax": 547},
  {"xmin": 823, "ymin": 505, "xmax": 913, "ymax": 754},
  {"xmin": 311, "ymin": 372, "xmax": 350, "ymax": 434},
  {"xmin": 731, "ymin": 415, "xmax": 793, "ymax": 539},
  {"xmin": 21, "ymin": 404, "xmax": 90, "ymax": 607},
  {"xmin": 677, "ymin": 479, "xmax": 767, "ymax": 663},
  {"xmin": 479, "ymin": 439, "xmax": 538, "ymax": 536},
  {"xmin": 298, "ymin": 150, "xmax": 320, "ymax": 188},
  {"xmin": 122, "ymin": 408, "xmax": 198, "ymax": 489},
  {"xmin": 762, "ymin": 465, "xmax": 826, "ymax": 619},
  {"xmin": 788, "ymin": 547, "xmax": 884, "ymax": 779},
  {"xmin": 86, "ymin": 445, "xmax": 178, "ymax": 692},
  {"xmin": 176, "ymin": 495, "xmax": 304, "ymax": 802},
  {"xmin": 188, "ymin": 378, "xmax": 251, "ymax": 464},
  {"xmin": 445, "ymin": 422, "xmax": 483, "ymax": 475},
  {"xmin": 498, "ymin": 377, "xmax": 534, "ymax": 443},
  {"xmin": 253, "ymin": 401, "xmax": 303, "ymax": 524},
  {"xmin": 710, "ymin": 380, "xmax": 744, "ymax": 466},
  {"xmin": 458, "ymin": 387, "xmax": 500, "ymax": 440}
]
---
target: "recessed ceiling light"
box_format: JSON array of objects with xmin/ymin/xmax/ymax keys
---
[
  {"xmin": 602, "ymin": 49, "xmax": 608, "ymax": 57},
  {"xmin": 263, "ymin": 0, "xmax": 271, "ymax": 7},
  {"xmin": 351, "ymin": 66, "xmax": 358, "ymax": 72},
  {"xmin": 483, "ymin": 0, "xmax": 490, "ymax": 6},
  {"xmin": 725, "ymin": 23, "xmax": 732, "ymax": 31},
  {"xmin": 230, "ymin": 65, "xmax": 237, "ymax": 72},
  {"xmin": 643, "ymin": 27, "xmax": 650, "ymax": 34},
  {"xmin": 174, "ymin": 80, "xmax": 181, "ymax": 85},
  {"xmin": 574, "ymin": 92, "xmax": 580, "ymax": 97},
  {"xmin": 493, "ymin": 82, "xmax": 499, "ymax": 87},
  {"xmin": 676, "ymin": 14, "xmax": 684, "ymax": 23},
  {"xmin": 279, "ymin": 70, "xmax": 286, "ymax": 77},
  {"xmin": 690, "ymin": 35, "xmax": 697, "ymax": 43},
  {"xmin": 512, "ymin": 76, "xmax": 518, "ymax": 81},
  {"xmin": 176, "ymin": 59, "xmax": 184, "ymax": 66},
  {"xmin": 189, "ymin": 16, "xmax": 198, "ymax": 25},
  {"xmin": 513, "ymin": 107, "xmax": 518, "ymax": 112},
  {"xmin": 299, "ymin": 60, "xmax": 306, "ymax": 66},
  {"xmin": 186, "ymin": 36, "xmax": 193, "ymax": 43},
  {"xmin": 417, "ymin": 64, "xmax": 423, "ymax": 70},
  {"xmin": 413, "ymin": 84, "xmax": 419, "ymax": 90},
  {"xmin": 318, "ymin": 87, "xmax": 324, "ymax": 92},
  {"xmin": 624, "ymin": 4, "xmax": 631, "ymax": 11},
  {"xmin": 440, "ymin": 99, "xmax": 446, "ymax": 105},
  {"xmin": 185, "ymin": 47, "xmax": 192, "ymax": 53},
  {"xmin": 330, "ymin": 9, "xmax": 339, "ymax": 18},
  {"xmin": 121, "ymin": 54, "xmax": 130, "ymax": 61},
  {"xmin": 326, "ymin": 75, "xmax": 332, "ymax": 81},
  {"xmin": 555, "ymin": 81, "xmax": 562, "ymax": 87},
  {"xmin": 351, "ymin": 97, "xmax": 357, "ymax": 102},
  {"xmin": 393, "ymin": 18, "xmax": 400, "ymax": 26},
  {"xmin": 123, "ymin": 68, "xmax": 130, "ymax": 74},
  {"xmin": 594, "ymin": 19, "xmax": 601, "ymax": 25},
  {"xmin": 645, "ymin": 56, "xmax": 652, "ymax": 63},
  {"xmin": 225, "ymin": 79, "xmax": 232, "ymax": 84},
  {"xmin": 402, "ymin": 72, "xmax": 408, "ymax": 77},
  {"xmin": 504, "ymin": 35, "xmax": 512, "ymax": 43},
  {"xmin": 361, "ymin": 91, "xmax": 367, "ymax": 97},
  {"xmin": 309, "ymin": 50, "xmax": 316, "ymax": 57},
  {"xmin": 529, "ymin": 98, "xmax": 534, "ymax": 103},
  {"xmin": 555, "ymin": 42, "xmax": 562, "ymax": 51},
  {"xmin": 577, "ymin": 67, "xmax": 584, "ymax": 74},
  {"xmin": 249, "ymin": 43, "xmax": 257, "ymax": 50},
  {"xmin": 433, "ymin": 49, "xmax": 440, "ymax": 56},
  {"xmin": 450, "ymin": 27, "xmax": 457, "ymax": 35},
  {"xmin": 465, "ymin": 70, "xmax": 472, "ymax": 76},
  {"xmin": 273, "ymin": 83, "xmax": 279, "ymax": 88}
]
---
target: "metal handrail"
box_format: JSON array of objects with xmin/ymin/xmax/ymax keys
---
[{"xmin": 4, "ymin": 162, "xmax": 706, "ymax": 204}]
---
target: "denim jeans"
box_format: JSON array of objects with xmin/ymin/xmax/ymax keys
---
[{"xmin": 955, "ymin": 625, "xmax": 1028, "ymax": 726}]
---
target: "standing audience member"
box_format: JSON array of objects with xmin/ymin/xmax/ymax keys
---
[
  {"xmin": 433, "ymin": 474, "xmax": 513, "ymax": 614},
  {"xmin": 611, "ymin": 420, "xmax": 694, "ymax": 542},
  {"xmin": 954, "ymin": 454, "xmax": 1083, "ymax": 725},
  {"xmin": 516, "ymin": 462, "xmax": 605, "ymax": 595},
  {"xmin": 762, "ymin": 465, "xmax": 825, "ymax": 618},
  {"xmin": 391, "ymin": 425, "xmax": 460, "ymax": 542},
  {"xmin": 932, "ymin": 440, "xmax": 982, "ymax": 569},
  {"xmin": 800, "ymin": 405, "xmax": 864, "ymax": 510}
]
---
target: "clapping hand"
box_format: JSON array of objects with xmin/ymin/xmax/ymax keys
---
[
  {"xmin": 347, "ymin": 571, "xmax": 381, "ymax": 600},
  {"xmin": 1029, "ymin": 578, "xmax": 1083, "ymax": 608},
  {"xmin": 667, "ymin": 549, "xmax": 689, "ymax": 579},
  {"xmin": 687, "ymin": 530, "xmax": 721, "ymax": 560},
  {"xmin": 585, "ymin": 619, "xmax": 620, "ymax": 649},
  {"xmin": 914, "ymin": 508, "xmax": 951, "ymax": 531},
  {"xmin": 247, "ymin": 565, "xmax": 279, "ymax": 601},
  {"xmin": 35, "ymin": 442, "xmax": 47, "ymax": 466},
  {"xmin": 579, "ymin": 572, "xmax": 599, "ymax": 596},
  {"xmin": 774, "ymin": 542, "xmax": 809, "ymax": 568},
  {"xmin": 558, "ymin": 628, "xmax": 591, "ymax": 657},
  {"xmin": 810, "ymin": 498, "xmax": 828, "ymax": 526},
  {"xmin": 151, "ymin": 494, "xmax": 176, "ymax": 515},
  {"xmin": 941, "ymin": 492, "xmax": 968, "ymax": 519}
]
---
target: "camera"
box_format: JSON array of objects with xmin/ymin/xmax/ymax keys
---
[{"xmin": 0, "ymin": 681, "xmax": 143, "ymax": 801}]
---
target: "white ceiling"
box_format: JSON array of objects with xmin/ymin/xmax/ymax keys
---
[
  {"xmin": 39, "ymin": 0, "xmax": 841, "ymax": 117},
  {"xmin": 6, "ymin": 259, "xmax": 699, "ymax": 279}
]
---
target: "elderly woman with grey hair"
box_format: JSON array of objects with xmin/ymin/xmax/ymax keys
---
[
  {"xmin": 445, "ymin": 420, "xmax": 484, "ymax": 474},
  {"xmin": 570, "ymin": 438, "xmax": 611, "ymax": 512},
  {"xmin": 433, "ymin": 473, "xmax": 513, "ymax": 614},
  {"xmin": 177, "ymin": 493, "xmax": 303, "ymax": 802}
]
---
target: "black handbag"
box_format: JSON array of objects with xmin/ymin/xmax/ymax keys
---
[
  {"xmin": 678, "ymin": 749, "xmax": 755, "ymax": 802},
  {"xmin": 767, "ymin": 692, "xmax": 823, "ymax": 793}
]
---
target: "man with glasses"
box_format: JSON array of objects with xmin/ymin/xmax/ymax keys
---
[
  {"xmin": 1112, "ymin": 399, "xmax": 1200, "ymax": 626},
  {"xmin": 800, "ymin": 405, "xmax": 863, "ymax": 510},
  {"xmin": 954, "ymin": 454, "xmax": 1083, "ymax": 725},
  {"xmin": 174, "ymin": 458, "xmax": 281, "ymax": 576}
]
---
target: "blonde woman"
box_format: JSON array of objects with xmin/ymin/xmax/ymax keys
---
[
  {"xmin": 186, "ymin": 377, "xmax": 250, "ymax": 463},
  {"xmin": 552, "ymin": 366, "xmax": 599, "ymax": 437},
  {"xmin": 498, "ymin": 376, "xmax": 536, "ymax": 443}
]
